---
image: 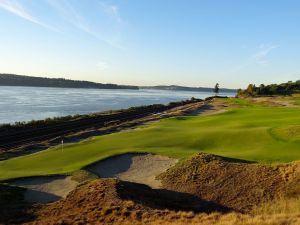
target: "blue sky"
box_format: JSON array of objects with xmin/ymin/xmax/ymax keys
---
[{"xmin": 0, "ymin": 0, "xmax": 299, "ymax": 88}]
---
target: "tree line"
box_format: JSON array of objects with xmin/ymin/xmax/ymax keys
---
[
  {"xmin": 0, "ymin": 74, "xmax": 139, "ymax": 90},
  {"xmin": 237, "ymin": 80, "xmax": 300, "ymax": 96}
]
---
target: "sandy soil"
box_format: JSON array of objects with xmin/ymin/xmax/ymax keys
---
[
  {"xmin": 87, "ymin": 153, "xmax": 178, "ymax": 188},
  {"xmin": 9, "ymin": 176, "xmax": 78, "ymax": 203},
  {"xmin": 187, "ymin": 103, "xmax": 228, "ymax": 116},
  {"xmin": 8, "ymin": 153, "xmax": 177, "ymax": 203},
  {"xmin": 251, "ymin": 97, "xmax": 299, "ymax": 107}
]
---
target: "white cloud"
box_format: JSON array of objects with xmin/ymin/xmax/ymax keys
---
[
  {"xmin": 47, "ymin": 0, "xmax": 126, "ymax": 49},
  {"xmin": 99, "ymin": 2, "xmax": 125, "ymax": 25},
  {"xmin": 0, "ymin": 0, "xmax": 56, "ymax": 30},
  {"xmin": 231, "ymin": 43, "xmax": 279, "ymax": 73},
  {"xmin": 251, "ymin": 44, "xmax": 279, "ymax": 63},
  {"xmin": 96, "ymin": 61, "xmax": 109, "ymax": 70},
  {"xmin": 47, "ymin": 0, "xmax": 91, "ymax": 33}
]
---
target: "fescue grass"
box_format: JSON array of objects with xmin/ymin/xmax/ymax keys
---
[
  {"xmin": 252, "ymin": 197, "xmax": 300, "ymax": 215},
  {"xmin": 0, "ymin": 97, "xmax": 299, "ymax": 181},
  {"xmin": 291, "ymin": 94, "xmax": 300, "ymax": 106}
]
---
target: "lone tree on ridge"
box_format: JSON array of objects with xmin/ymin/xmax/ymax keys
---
[{"xmin": 214, "ymin": 83, "xmax": 220, "ymax": 96}]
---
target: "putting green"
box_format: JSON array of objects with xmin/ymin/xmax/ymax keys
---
[{"xmin": 0, "ymin": 98, "xmax": 300, "ymax": 181}]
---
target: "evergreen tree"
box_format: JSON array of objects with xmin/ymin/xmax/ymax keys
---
[{"xmin": 214, "ymin": 83, "xmax": 220, "ymax": 95}]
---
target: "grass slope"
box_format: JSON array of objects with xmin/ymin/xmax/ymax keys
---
[{"xmin": 0, "ymin": 98, "xmax": 300, "ymax": 181}]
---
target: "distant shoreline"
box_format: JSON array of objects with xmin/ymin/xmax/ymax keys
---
[
  {"xmin": 0, "ymin": 84, "xmax": 237, "ymax": 93},
  {"xmin": 142, "ymin": 85, "xmax": 236, "ymax": 93},
  {"xmin": 0, "ymin": 85, "xmax": 139, "ymax": 91},
  {"xmin": 0, "ymin": 73, "xmax": 237, "ymax": 92},
  {"xmin": 0, "ymin": 74, "xmax": 139, "ymax": 90}
]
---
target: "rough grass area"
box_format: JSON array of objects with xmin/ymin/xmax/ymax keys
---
[
  {"xmin": 0, "ymin": 96, "xmax": 299, "ymax": 181},
  {"xmin": 27, "ymin": 178, "xmax": 300, "ymax": 225},
  {"xmin": 291, "ymin": 94, "xmax": 300, "ymax": 106},
  {"xmin": 69, "ymin": 170, "xmax": 98, "ymax": 183},
  {"xmin": 159, "ymin": 153, "xmax": 300, "ymax": 212},
  {"xmin": 270, "ymin": 125, "xmax": 300, "ymax": 142},
  {"xmin": 253, "ymin": 197, "xmax": 300, "ymax": 215}
]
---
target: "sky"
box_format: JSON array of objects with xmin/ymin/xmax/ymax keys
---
[{"xmin": 0, "ymin": 0, "xmax": 300, "ymax": 89}]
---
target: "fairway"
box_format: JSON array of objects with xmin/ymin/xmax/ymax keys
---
[{"xmin": 0, "ymin": 99, "xmax": 300, "ymax": 181}]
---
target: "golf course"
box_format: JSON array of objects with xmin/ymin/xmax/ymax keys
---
[{"xmin": 1, "ymin": 95, "xmax": 299, "ymax": 181}]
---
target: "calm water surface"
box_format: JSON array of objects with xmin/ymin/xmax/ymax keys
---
[{"xmin": 0, "ymin": 86, "xmax": 235, "ymax": 124}]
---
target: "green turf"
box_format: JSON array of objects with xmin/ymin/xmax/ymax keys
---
[{"xmin": 0, "ymin": 98, "xmax": 300, "ymax": 181}]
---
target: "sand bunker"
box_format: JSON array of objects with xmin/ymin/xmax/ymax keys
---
[
  {"xmin": 87, "ymin": 153, "xmax": 178, "ymax": 188},
  {"xmin": 8, "ymin": 153, "xmax": 177, "ymax": 203},
  {"xmin": 10, "ymin": 176, "xmax": 78, "ymax": 203}
]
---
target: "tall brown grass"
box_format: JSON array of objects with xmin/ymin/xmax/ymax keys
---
[{"xmin": 253, "ymin": 197, "xmax": 300, "ymax": 215}]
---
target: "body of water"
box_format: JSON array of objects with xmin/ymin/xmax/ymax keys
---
[{"xmin": 0, "ymin": 86, "xmax": 235, "ymax": 124}]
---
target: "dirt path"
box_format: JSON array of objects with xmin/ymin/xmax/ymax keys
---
[
  {"xmin": 87, "ymin": 153, "xmax": 178, "ymax": 188},
  {"xmin": 9, "ymin": 176, "xmax": 78, "ymax": 203}
]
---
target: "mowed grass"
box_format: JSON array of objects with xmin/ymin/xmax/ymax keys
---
[{"xmin": 0, "ymin": 99, "xmax": 300, "ymax": 181}]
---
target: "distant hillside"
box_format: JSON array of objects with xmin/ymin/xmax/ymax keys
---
[
  {"xmin": 141, "ymin": 85, "xmax": 236, "ymax": 93},
  {"xmin": 0, "ymin": 74, "xmax": 139, "ymax": 90}
]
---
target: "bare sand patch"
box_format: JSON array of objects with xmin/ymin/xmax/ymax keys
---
[
  {"xmin": 252, "ymin": 97, "xmax": 299, "ymax": 107},
  {"xmin": 9, "ymin": 176, "xmax": 78, "ymax": 203},
  {"xmin": 7, "ymin": 154, "xmax": 177, "ymax": 203},
  {"xmin": 86, "ymin": 153, "xmax": 178, "ymax": 188},
  {"xmin": 187, "ymin": 103, "xmax": 228, "ymax": 116}
]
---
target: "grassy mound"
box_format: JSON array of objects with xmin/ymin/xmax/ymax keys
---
[
  {"xmin": 159, "ymin": 153, "xmax": 300, "ymax": 212},
  {"xmin": 0, "ymin": 97, "xmax": 300, "ymax": 181},
  {"xmin": 3, "ymin": 152, "xmax": 300, "ymax": 224},
  {"xmin": 27, "ymin": 162, "xmax": 300, "ymax": 225},
  {"xmin": 270, "ymin": 125, "xmax": 300, "ymax": 142},
  {"xmin": 32, "ymin": 179, "xmax": 227, "ymax": 224}
]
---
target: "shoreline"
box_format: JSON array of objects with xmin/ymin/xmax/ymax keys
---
[
  {"xmin": 0, "ymin": 97, "xmax": 224, "ymax": 161},
  {"xmin": 0, "ymin": 86, "xmax": 235, "ymax": 125}
]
